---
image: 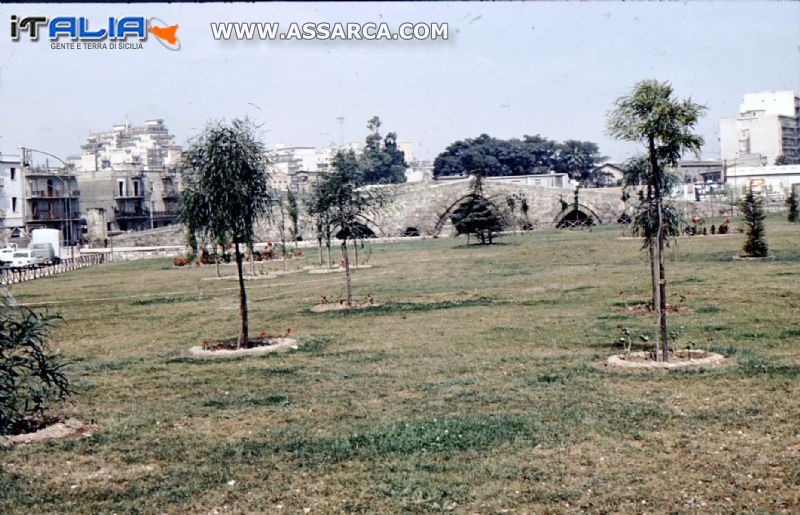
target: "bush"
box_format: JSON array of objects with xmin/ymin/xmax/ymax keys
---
[
  {"xmin": 739, "ymin": 187, "xmax": 768, "ymax": 257},
  {"xmin": 0, "ymin": 303, "xmax": 73, "ymax": 435},
  {"xmin": 788, "ymin": 187, "xmax": 799, "ymax": 223}
]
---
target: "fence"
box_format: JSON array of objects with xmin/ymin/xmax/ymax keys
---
[{"xmin": 0, "ymin": 254, "xmax": 105, "ymax": 285}]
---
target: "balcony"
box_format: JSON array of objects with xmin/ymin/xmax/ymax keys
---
[
  {"xmin": 162, "ymin": 189, "xmax": 179, "ymax": 199},
  {"xmin": 115, "ymin": 210, "xmax": 150, "ymax": 220},
  {"xmin": 27, "ymin": 189, "xmax": 80, "ymax": 199},
  {"xmin": 114, "ymin": 193, "xmax": 145, "ymax": 199},
  {"xmin": 26, "ymin": 212, "xmax": 81, "ymax": 222}
]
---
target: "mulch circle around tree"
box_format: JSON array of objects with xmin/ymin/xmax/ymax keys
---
[
  {"xmin": 188, "ymin": 336, "xmax": 299, "ymax": 358},
  {"xmin": 1, "ymin": 417, "xmax": 96, "ymax": 447},
  {"xmin": 310, "ymin": 301, "xmax": 380, "ymax": 313},
  {"xmin": 600, "ymin": 349, "xmax": 731, "ymax": 372}
]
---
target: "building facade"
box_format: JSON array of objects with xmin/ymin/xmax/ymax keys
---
[
  {"xmin": 0, "ymin": 153, "xmax": 25, "ymax": 240},
  {"xmin": 23, "ymin": 166, "xmax": 81, "ymax": 245},
  {"xmin": 725, "ymin": 164, "xmax": 800, "ymax": 201},
  {"xmin": 720, "ymin": 91, "xmax": 800, "ymax": 166},
  {"xmin": 71, "ymin": 120, "xmax": 184, "ymax": 234}
]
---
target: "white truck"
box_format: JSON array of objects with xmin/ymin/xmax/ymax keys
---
[
  {"xmin": 30, "ymin": 229, "xmax": 63, "ymax": 264},
  {"xmin": 10, "ymin": 249, "xmax": 45, "ymax": 268}
]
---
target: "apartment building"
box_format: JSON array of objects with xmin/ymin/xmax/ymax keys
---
[
  {"xmin": 0, "ymin": 153, "xmax": 25, "ymax": 240},
  {"xmin": 720, "ymin": 90, "xmax": 800, "ymax": 166}
]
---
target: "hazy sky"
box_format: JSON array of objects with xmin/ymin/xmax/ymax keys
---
[{"xmin": 0, "ymin": 2, "xmax": 798, "ymax": 164}]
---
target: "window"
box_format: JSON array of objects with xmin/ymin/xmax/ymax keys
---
[
  {"xmin": 9, "ymin": 168, "xmax": 16, "ymax": 180},
  {"xmin": 11, "ymin": 197, "xmax": 17, "ymax": 212}
]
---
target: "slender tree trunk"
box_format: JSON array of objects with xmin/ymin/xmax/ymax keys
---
[
  {"xmin": 215, "ymin": 244, "xmax": 221, "ymax": 278},
  {"xmin": 646, "ymin": 186, "xmax": 656, "ymax": 310},
  {"xmin": 280, "ymin": 203, "xmax": 288, "ymax": 272},
  {"xmin": 326, "ymin": 240, "xmax": 332, "ymax": 269},
  {"xmin": 657, "ymin": 200, "xmax": 668, "ymax": 360},
  {"xmin": 318, "ymin": 237, "xmax": 323, "ymax": 267},
  {"xmin": 353, "ymin": 239, "xmax": 358, "ymax": 267},
  {"xmin": 234, "ymin": 242, "xmax": 248, "ymax": 349},
  {"xmin": 648, "ymin": 136, "xmax": 668, "ymax": 362},
  {"xmin": 342, "ymin": 239, "xmax": 353, "ymax": 307}
]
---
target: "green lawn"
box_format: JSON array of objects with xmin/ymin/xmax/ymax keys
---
[{"xmin": 2, "ymin": 217, "xmax": 799, "ymax": 512}]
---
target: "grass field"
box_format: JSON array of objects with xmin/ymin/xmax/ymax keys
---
[{"xmin": 2, "ymin": 217, "xmax": 799, "ymax": 513}]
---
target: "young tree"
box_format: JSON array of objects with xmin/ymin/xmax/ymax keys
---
[
  {"xmin": 608, "ymin": 80, "xmax": 705, "ymax": 361},
  {"xmin": 306, "ymin": 186, "xmax": 334, "ymax": 269},
  {"xmin": 740, "ymin": 187, "xmax": 768, "ymax": 257},
  {"xmin": 450, "ymin": 174, "xmax": 505, "ymax": 244},
  {"xmin": 286, "ymin": 189, "xmax": 301, "ymax": 249},
  {"xmin": 787, "ymin": 186, "xmax": 799, "ymax": 223},
  {"xmin": 277, "ymin": 197, "xmax": 289, "ymax": 271},
  {"xmin": 312, "ymin": 150, "xmax": 387, "ymax": 306},
  {"xmin": 180, "ymin": 120, "xmax": 272, "ymax": 348},
  {"xmin": 520, "ymin": 196, "xmax": 531, "ymax": 230}
]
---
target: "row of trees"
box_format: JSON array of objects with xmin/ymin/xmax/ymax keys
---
[
  {"xmin": 433, "ymin": 134, "xmax": 606, "ymax": 185},
  {"xmin": 181, "ymin": 119, "xmax": 389, "ymax": 348}
]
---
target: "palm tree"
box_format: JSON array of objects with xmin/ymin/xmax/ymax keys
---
[
  {"xmin": 608, "ymin": 80, "xmax": 705, "ymax": 361},
  {"xmin": 180, "ymin": 120, "xmax": 272, "ymax": 348}
]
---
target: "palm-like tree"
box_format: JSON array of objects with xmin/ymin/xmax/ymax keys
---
[{"xmin": 608, "ymin": 80, "xmax": 705, "ymax": 361}]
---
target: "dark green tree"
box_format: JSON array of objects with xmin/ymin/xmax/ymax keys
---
[
  {"xmin": 557, "ymin": 140, "xmax": 607, "ymax": 184},
  {"xmin": 358, "ymin": 116, "xmax": 408, "ymax": 185},
  {"xmin": 180, "ymin": 120, "xmax": 272, "ymax": 347},
  {"xmin": 450, "ymin": 175, "xmax": 505, "ymax": 244},
  {"xmin": 433, "ymin": 134, "xmax": 604, "ymax": 180},
  {"xmin": 608, "ymin": 80, "xmax": 705, "ymax": 361},
  {"xmin": 787, "ymin": 187, "xmax": 799, "ymax": 223},
  {"xmin": 740, "ymin": 187, "xmax": 768, "ymax": 257}
]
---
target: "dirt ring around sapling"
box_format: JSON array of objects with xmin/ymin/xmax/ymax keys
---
[
  {"xmin": 602, "ymin": 349, "xmax": 730, "ymax": 371},
  {"xmin": 187, "ymin": 338, "xmax": 299, "ymax": 358}
]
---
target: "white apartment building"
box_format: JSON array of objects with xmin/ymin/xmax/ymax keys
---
[
  {"xmin": 720, "ymin": 90, "xmax": 800, "ymax": 166},
  {"xmin": 0, "ymin": 152, "xmax": 25, "ymax": 238},
  {"xmin": 71, "ymin": 119, "xmax": 182, "ymax": 172}
]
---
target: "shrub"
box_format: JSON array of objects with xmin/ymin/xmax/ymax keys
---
[
  {"xmin": 788, "ymin": 187, "xmax": 799, "ymax": 223},
  {"xmin": 0, "ymin": 303, "xmax": 73, "ymax": 435},
  {"xmin": 739, "ymin": 187, "xmax": 768, "ymax": 257}
]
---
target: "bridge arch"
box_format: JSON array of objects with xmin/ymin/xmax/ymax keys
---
[{"xmin": 553, "ymin": 203, "xmax": 603, "ymax": 228}]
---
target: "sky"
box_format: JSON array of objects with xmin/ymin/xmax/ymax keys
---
[{"xmin": 0, "ymin": 2, "xmax": 798, "ymax": 165}]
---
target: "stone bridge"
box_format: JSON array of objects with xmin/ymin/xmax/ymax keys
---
[
  {"xmin": 365, "ymin": 179, "xmax": 628, "ymax": 237},
  {"xmin": 105, "ymin": 180, "xmax": 629, "ymax": 247}
]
